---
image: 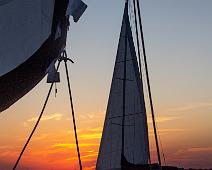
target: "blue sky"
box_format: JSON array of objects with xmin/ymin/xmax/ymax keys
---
[{"xmin": 68, "ymin": 0, "xmax": 212, "ymax": 110}]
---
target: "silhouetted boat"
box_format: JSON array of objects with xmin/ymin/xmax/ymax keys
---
[
  {"xmin": 0, "ymin": 0, "xmax": 87, "ymax": 113},
  {"xmin": 96, "ymin": 1, "xmax": 189, "ymax": 170},
  {"xmin": 0, "ymin": 1, "xmax": 87, "ymax": 169}
]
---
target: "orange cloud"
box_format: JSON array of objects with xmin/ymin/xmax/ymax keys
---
[
  {"xmin": 166, "ymin": 102, "xmax": 212, "ymax": 113},
  {"xmin": 52, "ymin": 143, "xmax": 99, "ymax": 149},
  {"xmin": 79, "ymin": 133, "xmax": 102, "ymax": 140},
  {"xmin": 188, "ymin": 147, "xmax": 212, "ymax": 152},
  {"xmin": 147, "ymin": 115, "xmax": 177, "ymax": 124},
  {"xmin": 27, "ymin": 113, "xmax": 63, "ymax": 122},
  {"xmin": 176, "ymin": 147, "xmax": 212, "ymax": 154}
]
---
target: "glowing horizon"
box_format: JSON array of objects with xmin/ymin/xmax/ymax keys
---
[{"xmin": 1, "ymin": 105, "xmax": 212, "ymax": 169}]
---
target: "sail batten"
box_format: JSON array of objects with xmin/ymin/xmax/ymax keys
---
[{"xmin": 96, "ymin": 3, "xmax": 149, "ymax": 170}]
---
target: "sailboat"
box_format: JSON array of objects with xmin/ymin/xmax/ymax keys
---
[
  {"xmin": 96, "ymin": 1, "xmax": 178, "ymax": 170},
  {"xmin": 96, "ymin": 1, "xmax": 149, "ymax": 169}
]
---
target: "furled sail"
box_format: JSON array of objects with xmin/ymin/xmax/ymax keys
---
[
  {"xmin": 0, "ymin": 0, "xmax": 87, "ymax": 112},
  {"xmin": 96, "ymin": 3, "xmax": 149, "ymax": 170}
]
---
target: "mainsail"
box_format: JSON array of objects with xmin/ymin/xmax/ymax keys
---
[
  {"xmin": 96, "ymin": 2, "xmax": 150, "ymax": 170},
  {"xmin": 0, "ymin": 0, "xmax": 87, "ymax": 112}
]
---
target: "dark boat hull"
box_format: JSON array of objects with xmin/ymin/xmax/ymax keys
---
[
  {"xmin": 0, "ymin": 0, "xmax": 69, "ymax": 112},
  {"xmin": 121, "ymin": 155, "xmax": 179, "ymax": 170}
]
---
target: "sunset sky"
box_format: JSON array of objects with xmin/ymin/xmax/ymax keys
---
[{"xmin": 1, "ymin": 0, "xmax": 212, "ymax": 169}]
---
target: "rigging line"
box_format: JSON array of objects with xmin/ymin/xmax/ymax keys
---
[
  {"xmin": 132, "ymin": 0, "xmax": 142, "ymax": 75},
  {"xmin": 13, "ymin": 60, "xmax": 61, "ymax": 170},
  {"xmin": 63, "ymin": 51, "xmax": 83, "ymax": 170},
  {"xmin": 135, "ymin": 0, "xmax": 162, "ymax": 165},
  {"xmin": 129, "ymin": 0, "xmax": 138, "ymax": 58},
  {"xmin": 128, "ymin": 0, "xmax": 134, "ymax": 31},
  {"xmin": 157, "ymin": 123, "xmax": 167, "ymax": 166},
  {"xmin": 132, "ymin": 0, "xmax": 152, "ymax": 165},
  {"xmin": 130, "ymin": 0, "xmax": 149, "ymax": 106}
]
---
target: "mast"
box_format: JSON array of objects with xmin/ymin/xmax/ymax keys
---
[
  {"xmin": 121, "ymin": 0, "xmax": 128, "ymax": 157},
  {"xmin": 135, "ymin": 0, "xmax": 162, "ymax": 165}
]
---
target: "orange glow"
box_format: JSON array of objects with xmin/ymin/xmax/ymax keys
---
[{"xmin": 1, "ymin": 103, "xmax": 212, "ymax": 169}]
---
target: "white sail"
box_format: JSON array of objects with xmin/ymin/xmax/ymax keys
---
[
  {"xmin": 0, "ymin": 0, "xmax": 55, "ymax": 76},
  {"xmin": 96, "ymin": 4, "xmax": 149, "ymax": 170}
]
